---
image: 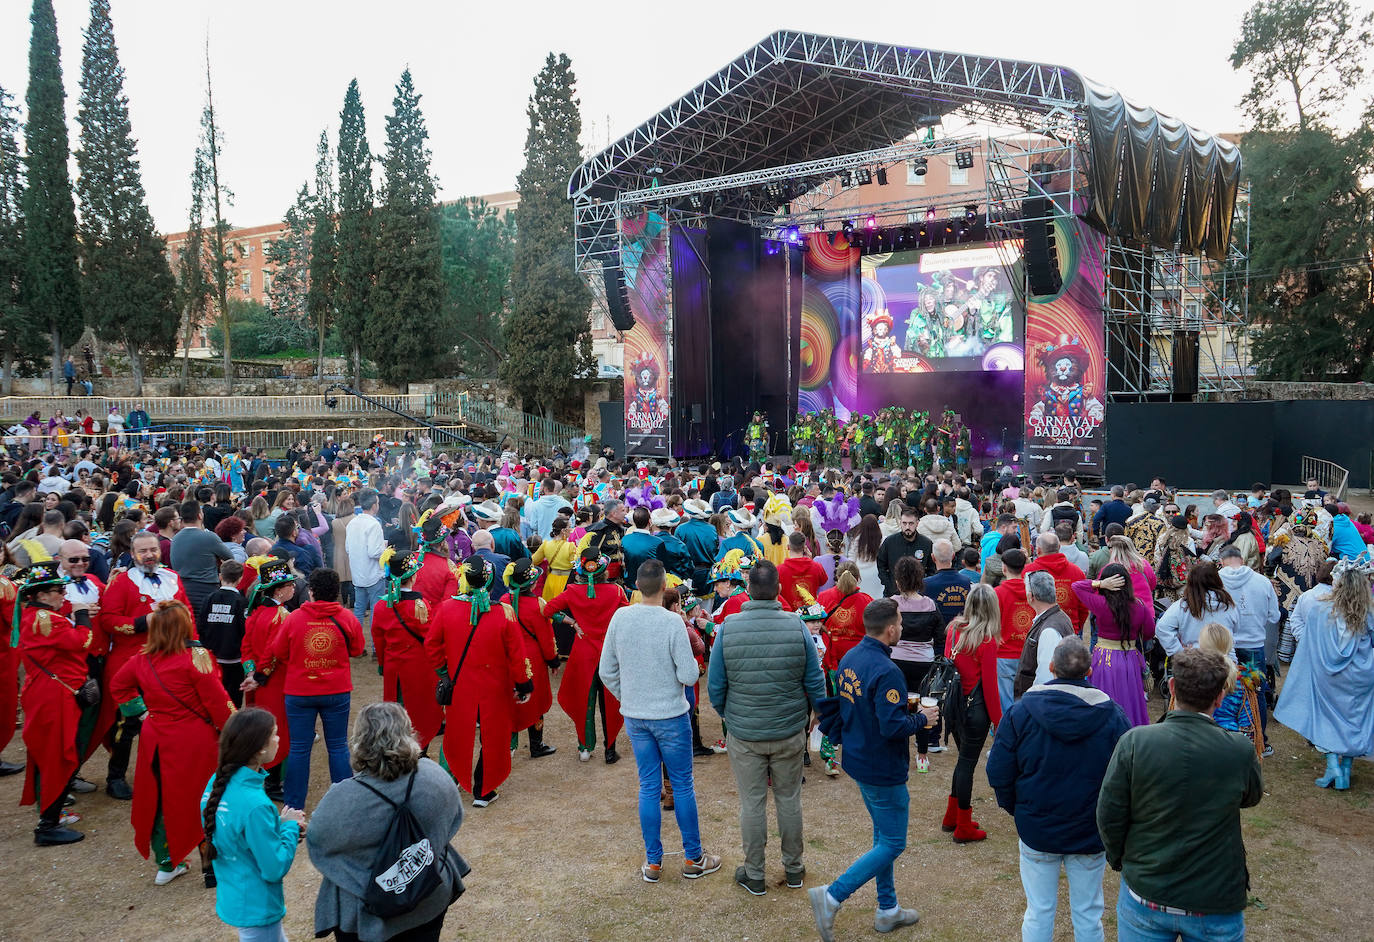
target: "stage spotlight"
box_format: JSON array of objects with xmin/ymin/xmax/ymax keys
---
[
  {"xmin": 876, "ymin": 167, "xmax": 889, "ymax": 186},
  {"xmin": 842, "ymin": 219, "xmax": 854, "ymax": 236},
  {"xmin": 965, "ymin": 204, "xmax": 978, "ymax": 222},
  {"xmin": 911, "ymin": 157, "xmax": 928, "ymax": 177},
  {"xmin": 814, "ymin": 221, "xmax": 825, "ymax": 232},
  {"xmin": 917, "ymin": 110, "xmax": 942, "ymax": 128},
  {"xmin": 688, "ymin": 194, "xmax": 702, "ymax": 209},
  {"xmin": 925, "ymin": 206, "xmax": 937, "ymax": 222},
  {"xmin": 955, "ymin": 149, "xmax": 975, "ymax": 170},
  {"xmin": 839, "ymin": 170, "xmax": 853, "ymax": 188},
  {"xmin": 917, "ymin": 223, "xmax": 928, "ymax": 240},
  {"xmin": 710, "ymin": 193, "xmax": 725, "ymax": 213},
  {"xmin": 865, "ymin": 214, "xmax": 877, "ymax": 229},
  {"xmin": 855, "ymin": 168, "xmax": 872, "ymax": 186},
  {"xmin": 786, "ymin": 226, "xmax": 802, "ymax": 245},
  {"xmin": 902, "ymin": 226, "xmax": 915, "ymax": 245}
]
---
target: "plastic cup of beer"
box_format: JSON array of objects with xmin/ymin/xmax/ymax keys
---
[{"xmin": 920, "ymin": 696, "xmax": 938, "ymax": 710}]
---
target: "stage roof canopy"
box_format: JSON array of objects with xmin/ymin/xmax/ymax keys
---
[{"xmin": 571, "ymin": 30, "xmax": 1241, "ymax": 263}]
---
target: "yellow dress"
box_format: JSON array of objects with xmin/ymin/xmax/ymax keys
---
[{"xmin": 533, "ymin": 538, "xmax": 578, "ymax": 599}]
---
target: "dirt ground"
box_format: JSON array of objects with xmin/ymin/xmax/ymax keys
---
[{"xmin": 1, "ymin": 661, "xmax": 1372, "ymax": 942}]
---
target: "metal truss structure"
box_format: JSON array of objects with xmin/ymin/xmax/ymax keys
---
[{"xmin": 571, "ymin": 29, "xmax": 1249, "ymax": 400}]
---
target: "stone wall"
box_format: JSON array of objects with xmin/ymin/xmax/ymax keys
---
[{"xmin": 1214, "ymin": 381, "xmax": 1374, "ymax": 402}]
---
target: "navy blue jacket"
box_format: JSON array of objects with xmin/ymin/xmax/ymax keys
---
[
  {"xmin": 985, "ymin": 678, "xmax": 1130, "ymax": 855},
  {"xmin": 834, "ymin": 635, "xmax": 927, "ymax": 786},
  {"xmin": 1092, "ymin": 499, "xmax": 1132, "ymax": 536}
]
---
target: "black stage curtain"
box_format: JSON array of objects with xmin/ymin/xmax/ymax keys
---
[{"xmin": 670, "ymin": 226, "xmax": 711, "ymax": 458}]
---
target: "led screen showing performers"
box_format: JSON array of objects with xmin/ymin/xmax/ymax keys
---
[{"xmin": 860, "ymin": 242, "xmax": 1023, "ymax": 373}]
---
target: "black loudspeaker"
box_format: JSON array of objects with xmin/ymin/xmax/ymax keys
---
[
  {"xmin": 1022, "ymin": 196, "xmax": 1062, "ymax": 296},
  {"xmin": 602, "ymin": 265, "xmax": 635, "ymax": 331},
  {"xmin": 1171, "ymin": 330, "xmax": 1199, "ymax": 399},
  {"xmin": 597, "ymin": 399, "xmax": 625, "ymax": 457}
]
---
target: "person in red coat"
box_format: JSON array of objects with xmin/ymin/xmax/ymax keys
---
[
  {"xmin": 112, "ymin": 601, "xmax": 234, "ymax": 886},
  {"xmin": 943, "ymin": 583, "xmax": 1004, "ymax": 844},
  {"xmin": 1022, "ymin": 534, "xmax": 1088, "ymax": 630},
  {"xmin": 504, "ymin": 559, "xmax": 560, "ymax": 758},
  {"xmin": 413, "ymin": 514, "xmax": 460, "ymax": 607},
  {"xmin": 777, "ymin": 532, "xmax": 827, "ymax": 611},
  {"xmin": 372, "ymin": 548, "xmax": 443, "ymax": 749},
  {"xmin": 237, "ymin": 557, "xmax": 297, "ymax": 801},
  {"xmin": 271, "ymin": 568, "xmax": 366, "ymax": 811},
  {"xmin": 816, "ymin": 562, "xmax": 873, "ymax": 675},
  {"xmin": 425, "ymin": 555, "xmax": 534, "ymax": 806},
  {"xmin": 993, "ymin": 549, "xmax": 1038, "ymax": 717},
  {"xmin": 0, "ymin": 570, "xmax": 22, "ymax": 777},
  {"xmin": 92, "ymin": 530, "xmax": 193, "ymax": 800},
  {"xmin": 547, "ymin": 548, "xmax": 629, "ymax": 763},
  {"xmin": 16, "ymin": 562, "xmax": 95, "ymax": 845}
]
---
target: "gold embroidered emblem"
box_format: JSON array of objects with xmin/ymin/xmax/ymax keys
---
[
  {"xmin": 886, "ymin": 688, "xmax": 901, "ymax": 705},
  {"xmin": 524, "ymin": 657, "xmax": 533, "ymax": 680},
  {"xmin": 413, "ymin": 600, "xmax": 429, "ymax": 623},
  {"xmin": 191, "ymin": 646, "xmax": 216, "ymax": 674},
  {"xmin": 35, "ymin": 609, "xmax": 52, "ymax": 637},
  {"xmin": 82, "ymin": 629, "xmax": 93, "ymax": 649},
  {"xmin": 501, "ymin": 602, "xmax": 515, "ymax": 620}
]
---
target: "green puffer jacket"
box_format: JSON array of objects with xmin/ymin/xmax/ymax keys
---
[{"xmin": 706, "ymin": 599, "xmax": 826, "ymax": 742}]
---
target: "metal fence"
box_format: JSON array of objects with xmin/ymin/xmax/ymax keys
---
[
  {"xmin": 426, "ymin": 391, "xmax": 583, "ymax": 453},
  {"xmin": 0, "ymin": 394, "xmax": 429, "ymax": 421},
  {"xmin": 8, "ymin": 424, "xmax": 472, "ymax": 455},
  {"xmin": 1301, "ymin": 455, "xmax": 1349, "ymax": 501}
]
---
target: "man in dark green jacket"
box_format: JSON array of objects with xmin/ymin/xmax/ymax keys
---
[
  {"xmin": 707, "ymin": 560, "xmax": 825, "ymax": 897},
  {"xmin": 1097, "ymin": 647, "xmax": 1262, "ymax": 941}
]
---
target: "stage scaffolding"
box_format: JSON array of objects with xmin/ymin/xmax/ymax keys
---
[{"xmin": 570, "ymin": 30, "xmax": 1249, "ymax": 401}]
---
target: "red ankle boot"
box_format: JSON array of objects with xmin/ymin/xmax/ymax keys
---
[
  {"xmin": 941, "ymin": 795, "xmax": 959, "ymax": 832},
  {"xmin": 952, "ymin": 806, "xmax": 987, "ymax": 844}
]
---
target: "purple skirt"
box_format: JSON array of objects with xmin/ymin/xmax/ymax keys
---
[{"xmin": 1091, "ymin": 645, "xmax": 1151, "ymax": 727}]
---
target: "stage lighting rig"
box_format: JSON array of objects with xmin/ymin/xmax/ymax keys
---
[
  {"xmin": 855, "ymin": 168, "xmax": 873, "ymax": 185},
  {"xmin": 839, "ymin": 170, "xmax": 853, "ymax": 188},
  {"xmin": 910, "ymin": 157, "xmax": 928, "ymax": 177},
  {"xmin": 955, "ymin": 149, "xmax": 975, "ymax": 170},
  {"xmin": 688, "ymin": 194, "xmax": 702, "ymax": 209},
  {"xmin": 876, "ymin": 167, "xmax": 889, "ymax": 185},
  {"xmin": 965, "ymin": 204, "xmax": 978, "ymax": 222},
  {"xmin": 842, "ymin": 219, "xmax": 854, "ymax": 236},
  {"xmin": 865, "ymin": 214, "xmax": 877, "ymax": 229},
  {"xmin": 926, "ymin": 207, "xmax": 938, "ymax": 222}
]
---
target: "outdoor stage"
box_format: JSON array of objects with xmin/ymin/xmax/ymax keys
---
[{"xmin": 572, "ymin": 32, "xmax": 1247, "ymax": 480}]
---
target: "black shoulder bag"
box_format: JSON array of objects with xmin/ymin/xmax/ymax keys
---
[{"xmin": 352, "ymin": 770, "xmax": 454, "ymax": 918}]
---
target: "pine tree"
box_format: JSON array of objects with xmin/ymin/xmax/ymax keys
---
[
  {"xmin": 22, "ymin": 0, "xmax": 83, "ymax": 391},
  {"xmin": 368, "ymin": 68, "xmax": 445, "ymax": 387},
  {"xmin": 265, "ymin": 183, "xmax": 312, "ymax": 323},
  {"xmin": 502, "ymin": 53, "xmax": 593, "ymax": 417},
  {"xmin": 75, "ymin": 0, "xmax": 177, "ymax": 396},
  {"xmin": 335, "ymin": 79, "xmax": 373, "ymax": 387},
  {"xmin": 308, "ymin": 130, "xmax": 337, "ymax": 380},
  {"xmin": 194, "ymin": 45, "xmax": 235, "ymax": 395},
  {"xmin": 441, "ymin": 197, "xmax": 514, "ymax": 368},
  {"xmin": 0, "ymin": 86, "xmax": 41, "ymax": 395}
]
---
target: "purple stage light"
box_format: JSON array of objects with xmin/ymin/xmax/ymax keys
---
[{"xmin": 981, "ymin": 343, "xmax": 1024, "ymax": 371}]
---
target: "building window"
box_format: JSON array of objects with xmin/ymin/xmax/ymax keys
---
[
  {"xmin": 592, "ymin": 308, "xmax": 605, "ymax": 332},
  {"xmin": 949, "ymin": 165, "xmax": 969, "ymax": 186},
  {"xmin": 262, "ymin": 270, "xmax": 273, "ymax": 295},
  {"xmin": 241, "ymin": 271, "xmax": 251, "ymax": 295},
  {"xmin": 905, "ymin": 159, "xmax": 927, "ymax": 185}
]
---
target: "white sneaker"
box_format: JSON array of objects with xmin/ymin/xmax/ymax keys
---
[
  {"xmin": 154, "ymin": 863, "xmax": 189, "ymax": 886},
  {"xmin": 928, "ymin": 744, "xmax": 946, "ymax": 754},
  {"xmin": 711, "ymin": 739, "xmax": 728, "ymax": 754},
  {"xmin": 578, "ymin": 748, "xmax": 592, "ymax": 762}
]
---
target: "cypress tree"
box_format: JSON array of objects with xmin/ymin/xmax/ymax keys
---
[
  {"xmin": 335, "ymin": 80, "xmax": 373, "ymax": 387},
  {"xmin": 22, "ymin": 0, "xmax": 83, "ymax": 390},
  {"xmin": 75, "ymin": 0, "xmax": 177, "ymax": 396},
  {"xmin": 0, "ymin": 86, "xmax": 40, "ymax": 395},
  {"xmin": 501, "ymin": 52, "xmax": 593, "ymax": 418},
  {"xmin": 368, "ymin": 68, "xmax": 444, "ymax": 387},
  {"xmin": 308, "ymin": 130, "xmax": 337, "ymax": 381},
  {"xmin": 264, "ymin": 183, "xmax": 312, "ymax": 323}
]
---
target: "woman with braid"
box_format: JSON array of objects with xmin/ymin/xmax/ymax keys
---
[
  {"xmin": 201, "ymin": 708, "xmax": 305, "ymax": 942},
  {"xmin": 111, "ymin": 600, "xmax": 235, "ymax": 886}
]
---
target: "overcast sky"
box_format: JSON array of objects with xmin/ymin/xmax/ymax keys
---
[{"xmin": 0, "ymin": 0, "xmax": 1348, "ymax": 233}]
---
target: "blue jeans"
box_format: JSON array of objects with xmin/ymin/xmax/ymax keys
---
[
  {"xmin": 624, "ymin": 711, "xmax": 702, "ymax": 864},
  {"xmin": 284, "ymin": 692, "xmax": 352, "ymax": 809},
  {"xmin": 1116, "ymin": 878, "xmax": 1245, "ymax": 942},
  {"xmin": 236, "ymin": 923, "xmax": 287, "ymax": 942},
  {"xmin": 1235, "ymin": 647, "xmax": 1268, "ymax": 740},
  {"xmin": 1018, "ymin": 841, "xmax": 1105, "ymax": 942},
  {"xmin": 353, "ymin": 580, "xmax": 386, "ymax": 647},
  {"xmin": 829, "ymin": 781, "xmax": 908, "ymax": 911},
  {"xmin": 997, "ymin": 657, "xmax": 1019, "ymax": 716}
]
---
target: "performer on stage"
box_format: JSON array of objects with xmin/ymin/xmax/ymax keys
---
[
  {"xmin": 17, "ymin": 561, "xmax": 94, "ymax": 845},
  {"xmin": 425, "ymin": 555, "xmax": 534, "ymax": 806},
  {"xmin": 111, "ymin": 601, "xmax": 233, "ymax": 886},
  {"xmin": 504, "ymin": 559, "xmax": 560, "ymax": 759},
  {"xmin": 238, "ymin": 557, "xmax": 295, "ymax": 801},
  {"xmin": 93, "ymin": 530, "xmax": 193, "ymax": 800},
  {"xmin": 747, "ymin": 411, "xmax": 770, "ymax": 464},
  {"xmin": 372, "ymin": 548, "xmax": 443, "ymax": 750},
  {"xmin": 547, "ymin": 549, "xmax": 629, "ymax": 763}
]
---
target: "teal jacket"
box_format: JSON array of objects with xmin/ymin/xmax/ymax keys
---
[{"xmin": 201, "ymin": 766, "xmax": 301, "ymax": 928}]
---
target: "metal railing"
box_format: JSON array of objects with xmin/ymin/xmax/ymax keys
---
[
  {"xmin": 425, "ymin": 391, "xmax": 584, "ymax": 453},
  {"xmin": 8, "ymin": 424, "xmax": 472, "ymax": 456},
  {"xmin": 1301, "ymin": 455, "xmax": 1349, "ymax": 501},
  {"xmin": 0, "ymin": 394, "xmax": 430, "ymax": 421}
]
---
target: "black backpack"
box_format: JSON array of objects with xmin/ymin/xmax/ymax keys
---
[
  {"xmin": 917, "ymin": 656, "xmax": 964, "ymax": 745},
  {"xmin": 354, "ymin": 771, "xmax": 444, "ymax": 918}
]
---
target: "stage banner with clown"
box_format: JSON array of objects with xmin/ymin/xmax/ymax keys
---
[
  {"xmin": 621, "ymin": 211, "xmax": 672, "ymax": 456},
  {"xmin": 1023, "ymin": 216, "xmax": 1108, "ymax": 478}
]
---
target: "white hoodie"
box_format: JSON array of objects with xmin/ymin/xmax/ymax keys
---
[{"xmin": 1218, "ymin": 562, "xmax": 1281, "ymax": 652}]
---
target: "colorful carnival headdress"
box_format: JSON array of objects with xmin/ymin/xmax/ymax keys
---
[
  {"xmin": 630, "ymin": 352, "xmax": 660, "ymax": 386},
  {"xmin": 460, "ymin": 556, "xmax": 494, "ymax": 626},
  {"xmin": 709, "ymin": 548, "xmax": 750, "ymax": 584},
  {"xmin": 1034, "ymin": 333, "xmax": 1090, "ymax": 374},
  {"xmin": 577, "ymin": 547, "xmax": 610, "ymax": 598},
  {"xmin": 245, "ymin": 556, "xmax": 295, "ymax": 613},
  {"xmin": 381, "ymin": 547, "xmax": 425, "ymax": 606},
  {"xmin": 12, "ymin": 561, "xmax": 70, "ymax": 645}
]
